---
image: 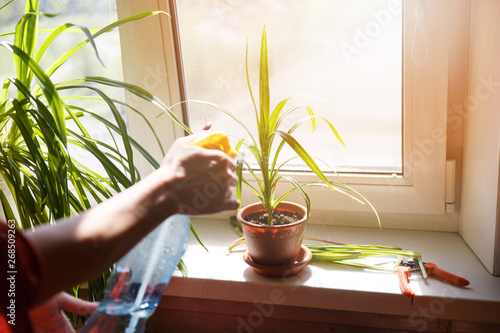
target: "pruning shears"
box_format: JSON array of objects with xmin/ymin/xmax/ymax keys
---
[{"xmin": 397, "ymin": 257, "xmax": 470, "ymax": 304}]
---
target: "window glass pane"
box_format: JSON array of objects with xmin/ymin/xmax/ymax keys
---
[
  {"xmin": 176, "ymin": 0, "xmax": 402, "ymax": 173},
  {"xmin": 0, "ymin": 0, "xmax": 124, "ymax": 174}
]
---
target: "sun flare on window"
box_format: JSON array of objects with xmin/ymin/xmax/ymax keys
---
[{"xmin": 175, "ymin": 0, "xmax": 402, "ymax": 174}]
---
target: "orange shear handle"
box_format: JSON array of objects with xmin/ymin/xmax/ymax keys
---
[
  {"xmin": 425, "ymin": 263, "xmax": 470, "ymax": 287},
  {"xmin": 397, "ymin": 266, "xmax": 415, "ymax": 303}
]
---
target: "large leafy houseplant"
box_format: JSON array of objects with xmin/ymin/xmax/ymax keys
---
[
  {"xmin": 196, "ymin": 28, "xmax": 380, "ymax": 270},
  {"xmin": 0, "ymin": 0, "xmax": 190, "ymax": 309}
]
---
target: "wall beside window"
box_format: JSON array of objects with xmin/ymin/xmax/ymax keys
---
[{"xmin": 460, "ymin": 0, "xmax": 500, "ymax": 276}]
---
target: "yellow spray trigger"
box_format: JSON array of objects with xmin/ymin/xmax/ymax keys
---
[{"xmin": 191, "ymin": 131, "xmax": 237, "ymax": 158}]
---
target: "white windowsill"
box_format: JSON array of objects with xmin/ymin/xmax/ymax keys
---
[{"xmin": 165, "ymin": 217, "xmax": 500, "ymax": 325}]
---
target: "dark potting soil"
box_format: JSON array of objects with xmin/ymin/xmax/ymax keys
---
[{"xmin": 244, "ymin": 210, "xmax": 303, "ymax": 226}]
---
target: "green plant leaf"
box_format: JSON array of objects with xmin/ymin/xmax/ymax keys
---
[
  {"xmin": 269, "ymin": 97, "xmax": 291, "ymax": 134},
  {"xmin": 274, "ymin": 130, "xmax": 335, "ymax": 190},
  {"xmin": 73, "ymin": 85, "xmax": 136, "ymax": 183},
  {"xmin": 14, "ymin": 1, "xmax": 39, "ymax": 87},
  {"xmin": 64, "ymin": 104, "xmax": 160, "ymax": 169},
  {"xmin": 0, "ymin": 0, "xmax": 14, "ymax": 10},
  {"xmin": 176, "ymin": 259, "xmax": 188, "ymax": 277},
  {"xmin": 259, "ymin": 27, "xmax": 270, "ymax": 135},
  {"xmin": 35, "ymin": 23, "xmax": 103, "ymax": 66},
  {"xmin": 43, "ymin": 11, "xmax": 169, "ymax": 79},
  {"xmin": 242, "ymin": 177, "xmax": 264, "ymax": 203},
  {"xmin": 311, "ymin": 252, "xmax": 367, "ymax": 261},
  {"xmin": 288, "ymin": 115, "xmax": 345, "ymax": 149},
  {"xmin": 235, "ymin": 160, "xmax": 243, "ymax": 207},
  {"xmin": 245, "ymin": 36, "xmax": 259, "ymax": 128},
  {"xmin": 1, "ymin": 42, "xmax": 67, "ymax": 144},
  {"xmin": 0, "ymin": 187, "xmax": 17, "ymax": 226},
  {"xmin": 275, "ymin": 175, "xmax": 310, "ymax": 219},
  {"xmin": 171, "ymin": 100, "xmax": 257, "ymax": 146},
  {"xmin": 69, "ymin": 131, "xmax": 132, "ymax": 188},
  {"xmin": 275, "ymin": 104, "xmax": 306, "ymax": 129},
  {"xmin": 189, "ymin": 223, "xmax": 208, "ymax": 252},
  {"xmin": 10, "ymin": 100, "xmax": 66, "ymax": 221},
  {"xmin": 84, "ymin": 76, "xmax": 191, "ymax": 135}
]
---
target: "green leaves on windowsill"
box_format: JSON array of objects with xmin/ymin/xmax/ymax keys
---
[{"xmin": 307, "ymin": 244, "xmax": 427, "ymax": 278}]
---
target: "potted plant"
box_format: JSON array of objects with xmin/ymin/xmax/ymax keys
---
[
  {"xmin": 199, "ymin": 28, "xmax": 380, "ymax": 276},
  {"xmin": 0, "ymin": 0, "xmax": 191, "ymax": 317}
]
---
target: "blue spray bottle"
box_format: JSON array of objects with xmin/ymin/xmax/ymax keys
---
[{"xmin": 80, "ymin": 214, "xmax": 190, "ymax": 333}]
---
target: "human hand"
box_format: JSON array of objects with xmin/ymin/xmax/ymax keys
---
[
  {"xmin": 28, "ymin": 292, "xmax": 98, "ymax": 333},
  {"xmin": 160, "ymin": 130, "xmax": 239, "ymax": 215}
]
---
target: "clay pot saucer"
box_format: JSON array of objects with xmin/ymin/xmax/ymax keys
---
[{"xmin": 243, "ymin": 245, "xmax": 312, "ymax": 278}]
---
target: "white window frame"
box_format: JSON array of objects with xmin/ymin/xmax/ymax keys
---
[
  {"xmin": 117, "ymin": 0, "xmax": 456, "ymax": 231},
  {"xmin": 116, "ymin": 0, "xmax": 185, "ymax": 176}
]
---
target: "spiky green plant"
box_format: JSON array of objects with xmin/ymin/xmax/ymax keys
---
[
  {"xmin": 0, "ymin": 0, "xmax": 192, "ymax": 316},
  {"xmin": 0, "ymin": 1, "xmax": 189, "ymax": 228},
  {"xmin": 183, "ymin": 28, "xmax": 380, "ymax": 226}
]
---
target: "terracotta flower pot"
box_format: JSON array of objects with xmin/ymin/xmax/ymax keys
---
[{"xmin": 237, "ymin": 201, "xmax": 308, "ymax": 267}]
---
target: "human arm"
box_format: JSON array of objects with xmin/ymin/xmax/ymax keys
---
[{"xmin": 25, "ymin": 133, "xmax": 239, "ymax": 304}]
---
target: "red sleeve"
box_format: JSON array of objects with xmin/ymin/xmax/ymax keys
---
[{"xmin": 1, "ymin": 220, "xmax": 41, "ymax": 333}]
